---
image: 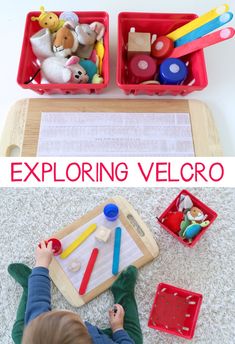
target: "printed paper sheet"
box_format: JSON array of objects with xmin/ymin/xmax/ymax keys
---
[
  {"xmin": 37, "ymin": 112, "xmax": 195, "ymax": 156},
  {"xmin": 55, "ymin": 213, "xmax": 144, "ymax": 293}
]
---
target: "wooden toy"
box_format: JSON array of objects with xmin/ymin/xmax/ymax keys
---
[
  {"xmin": 167, "ymin": 4, "xmax": 230, "ymax": 41},
  {"xmin": 0, "ymin": 99, "xmax": 222, "ymax": 157},
  {"xmin": 48, "ymin": 197, "xmax": 159, "ymax": 306},
  {"xmin": 68, "ymin": 258, "xmax": 81, "ymax": 273},
  {"xmin": 159, "ymin": 58, "xmax": 188, "ymax": 85},
  {"xmin": 103, "ymin": 204, "xmax": 119, "ymax": 221},
  {"xmin": 148, "ymin": 283, "xmax": 203, "ymax": 339},
  {"xmin": 128, "ymin": 54, "xmax": 157, "ymax": 84},
  {"xmin": 79, "ymin": 248, "xmax": 99, "ymax": 295},
  {"xmin": 175, "ymin": 11, "xmax": 233, "ymax": 47},
  {"xmin": 95, "ymin": 226, "xmax": 112, "ymax": 243},
  {"xmin": 127, "ymin": 31, "xmax": 151, "ymax": 58},
  {"xmin": 60, "ymin": 224, "xmax": 97, "ymax": 259},
  {"xmin": 169, "ymin": 27, "xmax": 235, "ymax": 59},
  {"xmin": 112, "ymin": 227, "xmax": 122, "ymax": 275},
  {"xmin": 151, "ymin": 36, "xmax": 174, "ymax": 59}
]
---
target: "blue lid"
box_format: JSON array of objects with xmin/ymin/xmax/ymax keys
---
[
  {"xmin": 104, "ymin": 203, "xmax": 119, "ymax": 221},
  {"xmin": 159, "ymin": 58, "xmax": 188, "ymax": 85}
]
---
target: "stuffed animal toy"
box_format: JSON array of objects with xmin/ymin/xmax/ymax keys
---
[
  {"xmin": 31, "ymin": 6, "xmax": 65, "ymax": 33},
  {"xmin": 79, "ymin": 60, "xmax": 103, "ymax": 83},
  {"xmin": 75, "ymin": 22, "xmax": 105, "ymax": 58},
  {"xmin": 30, "ymin": 28, "xmax": 54, "ymax": 60},
  {"xmin": 41, "ymin": 56, "xmax": 89, "ymax": 84},
  {"xmin": 53, "ymin": 22, "xmax": 79, "ymax": 58},
  {"xmin": 162, "ymin": 211, "xmax": 184, "ymax": 233},
  {"xmin": 179, "ymin": 220, "xmax": 210, "ymax": 241},
  {"xmin": 186, "ymin": 206, "xmax": 207, "ymax": 223}
]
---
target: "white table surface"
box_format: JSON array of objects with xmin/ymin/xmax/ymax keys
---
[{"xmin": 1, "ymin": 0, "xmax": 235, "ymax": 155}]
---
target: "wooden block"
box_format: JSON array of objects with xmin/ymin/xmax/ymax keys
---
[
  {"xmin": 128, "ymin": 32, "xmax": 151, "ymax": 58},
  {"xmin": 68, "ymin": 258, "xmax": 81, "ymax": 273},
  {"xmin": 95, "ymin": 226, "xmax": 112, "ymax": 243}
]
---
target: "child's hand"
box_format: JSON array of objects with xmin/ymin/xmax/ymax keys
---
[
  {"xmin": 35, "ymin": 241, "xmax": 54, "ymax": 269},
  {"xmin": 109, "ymin": 304, "xmax": 125, "ymax": 332}
]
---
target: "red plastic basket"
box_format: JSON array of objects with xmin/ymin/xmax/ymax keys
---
[
  {"xmin": 148, "ymin": 283, "xmax": 203, "ymax": 339},
  {"xmin": 158, "ymin": 190, "xmax": 217, "ymax": 247},
  {"xmin": 117, "ymin": 12, "xmax": 208, "ymax": 96},
  {"xmin": 17, "ymin": 11, "xmax": 109, "ymax": 95}
]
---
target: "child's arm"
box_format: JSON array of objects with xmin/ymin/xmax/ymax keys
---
[
  {"xmin": 24, "ymin": 241, "xmax": 54, "ymax": 325},
  {"xmin": 109, "ymin": 305, "xmax": 135, "ymax": 344}
]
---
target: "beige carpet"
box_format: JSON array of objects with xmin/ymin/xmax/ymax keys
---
[{"xmin": 0, "ymin": 188, "xmax": 234, "ymax": 344}]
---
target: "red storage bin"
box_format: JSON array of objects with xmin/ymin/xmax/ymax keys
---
[
  {"xmin": 117, "ymin": 12, "xmax": 208, "ymax": 96},
  {"xmin": 148, "ymin": 283, "xmax": 203, "ymax": 339},
  {"xmin": 17, "ymin": 11, "xmax": 109, "ymax": 95},
  {"xmin": 158, "ymin": 190, "xmax": 217, "ymax": 247}
]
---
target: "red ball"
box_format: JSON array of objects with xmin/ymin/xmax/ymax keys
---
[{"xmin": 151, "ymin": 36, "xmax": 174, "ymax": 59}]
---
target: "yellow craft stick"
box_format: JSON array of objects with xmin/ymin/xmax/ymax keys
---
[
  {"xmin": 60, "ymin": 224, "xmax": 97, "ymax": 259},
  {"xmin": 167, "ymin": 4, "xmax": 229, "ymax": 41},
  {"xmin": 95, "ymin": 39, "xmax": 105, "ymax": 75}
]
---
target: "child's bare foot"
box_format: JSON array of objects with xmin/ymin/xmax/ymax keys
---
[{"xmin": 109, "ymin": 304, "xmax": 125, "ymax": 332}]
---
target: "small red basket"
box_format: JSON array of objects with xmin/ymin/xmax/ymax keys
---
[
  {"xmin": 148, "ymin": 283, "xmax": 203, "ymax": 339},
  {"xmin": 117, "ymin": 12, "xmax": 208, "ymax": 96},
  {"xmin": 158, "ymin": 190, "xmax": 217, "ymax": 247},
  {"xmin": 17, "ymin": 11, "xmax": 109, "ymax": 95}
]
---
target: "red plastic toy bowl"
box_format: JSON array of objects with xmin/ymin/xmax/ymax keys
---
[
  {"xmin": 158, "ymin": 190, "xmax": 217, "ymax": 247},
  {"xmin": 17, "ymin": 11, "xmax": 109, "ymax": 95},
  {"xmin": 148, "ymin": 283, "xmax": 203, "ymax": 339},
  {"xmin": 117, "ymin": 12, "xmax": 208, "ymax": 96}
]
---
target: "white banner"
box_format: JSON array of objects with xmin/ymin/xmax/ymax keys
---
[{"xmin": 0, "ymin": 157, "xmax": 234, "ymax": 187}]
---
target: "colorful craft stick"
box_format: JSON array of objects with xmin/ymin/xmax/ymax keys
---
[
  {"xmin": 79, "ymin": 248, "xmax": 99, "ymax": 295},
  {"xmin": 112, "ymin": 227, "xmax": 122, "ymax": 276},
  {"xmin": 169, "ymin": 27, "xmax": 235, "ymax": 59},
  {"xmin": 175, "ymin": 12, "xmax": 233, "ymax": 47},
  {"xmin": 167, "ymin": 4, "xmax": 230, "ymax": 41},
  {"xmin": 60, "ymin": 224, "xmax": 97, "ymax": 259}
]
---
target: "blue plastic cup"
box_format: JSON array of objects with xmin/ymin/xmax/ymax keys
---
[{"xmin": 103, "ymin": 203, "xmax": 119, "ymax": 221}]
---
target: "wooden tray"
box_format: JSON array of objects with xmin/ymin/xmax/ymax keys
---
[
  {"xmin": 49, "ymin": 196, "xmax": 159, "ymax": 307},
  {"xmin": 0, "ymin": 98, "xmax": 222, "ymax": 156}
]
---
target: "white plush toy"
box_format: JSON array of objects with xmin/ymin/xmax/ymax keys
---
[{"xmin": 41, "ymin": 56, "xmax": 89, "ymax": 84}]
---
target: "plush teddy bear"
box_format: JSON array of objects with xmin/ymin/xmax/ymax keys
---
[{"xmin": 41, "ymin": 56, "xmax": 89, "ymax": 84}]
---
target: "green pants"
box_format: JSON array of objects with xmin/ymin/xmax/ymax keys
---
[
  {"xmin": 9, "ymin": 264, "xmax": 142, "ymax": 344},
  {"xmin": 101, "ymin": 266, "xmax": 143, "ymax": 344}
]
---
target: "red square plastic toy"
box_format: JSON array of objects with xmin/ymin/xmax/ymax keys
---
[
  {"xmin": 148, "ymin": 283, "xmax": 203, "ymax": 339},
  {"xmin": 158, "ymin": 190, "xmax": 217, "ymax": 247}
]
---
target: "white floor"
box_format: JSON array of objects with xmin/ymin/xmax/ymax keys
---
[
  {"xmin": 1, "ymin": 188, "xmax": 234, "ymax": 343},
  {"xmin": 0, "ymin": 0, "xmax": 235, "ymax": 155}
]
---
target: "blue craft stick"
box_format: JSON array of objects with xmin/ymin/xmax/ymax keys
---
[
  {"xmin": 175, "ymin": 12, "xmax": 233, "ymax": 47},
  {"xmin": 112, "ymin": 227, "xmax": 122, "ymax": 276}
]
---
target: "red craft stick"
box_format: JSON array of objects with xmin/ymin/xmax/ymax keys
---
[
  {"xmin": 169, "ymin": 27, "xmax": 235, "ymax": 58},
  {"xmin": 79, "ymin": 248, "xmax": 99, "ymax": 295}
]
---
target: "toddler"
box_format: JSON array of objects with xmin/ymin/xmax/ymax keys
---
[{"xmin": 8, "ymin": 241, "xmax": 143, "ymax": 344}]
